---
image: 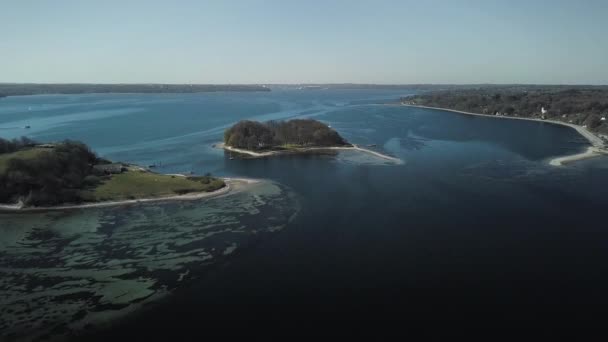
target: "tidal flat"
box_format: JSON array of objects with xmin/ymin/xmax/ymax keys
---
[{"xmin": 0, "ymin": 181, "xmax": 299, "ymax": 340}]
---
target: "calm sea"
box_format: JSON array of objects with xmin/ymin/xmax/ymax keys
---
[{"xmin": 1, "ymin": 89, "xmax": 608, "ymax": 338}]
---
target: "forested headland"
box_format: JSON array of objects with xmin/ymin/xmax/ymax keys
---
[
  {"xmin": 0, "ymin": 138, "xmax": 224, "ymax": 207},
  {"xmin": 403, "ymin": 86, "xmax": 608, "ymax": 134},
  {"xmin": 223, "ymin": 119, "xmax": 349, "ymax": 151}
]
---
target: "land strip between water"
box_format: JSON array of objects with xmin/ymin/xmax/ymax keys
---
[
  {"xmin": 0, "ymin": 177, "xmax": 258, "ymax": 212},
  {"xmin": 215, "ymin": 142, "xmax": 403, "ymax": 164},
  {"xmin": 401, "ymin": 104, "xmax": 608, "ymax": 166}
]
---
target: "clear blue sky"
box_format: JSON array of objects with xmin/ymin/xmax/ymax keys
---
[{"xmin": 2, "ymin": 0, "xmax": 607, "ymax": 84}]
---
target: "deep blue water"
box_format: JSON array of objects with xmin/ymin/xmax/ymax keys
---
[{"xmin": 1, "ymin": 89, "xmax": 608, "ymax": 337}]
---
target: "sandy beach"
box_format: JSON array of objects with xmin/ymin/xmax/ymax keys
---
[
  {"xmin": 216, "ymin": 142, "xmax": 403, "ymax": 164},
  {"xmin": 402, "ymin": 104, "xmax": 608, "ymax": 166},
  {"xmin": 0, "ymin": 177, "xmax": 258, "ymax": 212},
  {"xmin": 548, "ymin": 146, "xmax": 607, "ymax": 166}
]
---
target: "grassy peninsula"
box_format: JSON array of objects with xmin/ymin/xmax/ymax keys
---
[
  {"xmin": 0, "ymin": 138, "xmax": 224, "ymax": 208},
  {"xmin": 223, "ymin": 119, "xmax": 350, "ymax": 151}
]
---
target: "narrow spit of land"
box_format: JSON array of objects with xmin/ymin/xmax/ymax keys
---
[
  {"xmin": 0, "ymin": 177, "xmax": 259, "ymax": 212},
  {"xmin": 216, "ymin": 142, "xmax": 403, "ymax": 164},
  {"xmin": 401, "ymin": 104, "xmax": 608, "ymax": 166}
]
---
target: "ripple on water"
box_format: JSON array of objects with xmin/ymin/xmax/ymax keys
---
[{"xmin": 0, "ymin": 181, "xmax": 299, "ymax": 341}]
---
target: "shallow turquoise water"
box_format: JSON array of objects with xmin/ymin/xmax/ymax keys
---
[{"xmin": 0, "ymin": 181, "xmax": 298, "ymax": 339}]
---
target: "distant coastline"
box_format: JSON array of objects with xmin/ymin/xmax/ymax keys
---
[
  {"xmin": 401, "ymin": 104, "xmax": 608, "ymax": 166},
  {"xmin": 0, "ymin": 83, "xmax": 270, "ymax": 98}
]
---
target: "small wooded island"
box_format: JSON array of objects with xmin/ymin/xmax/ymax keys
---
[
  {"xmin": 224, "ymin": 119, "xmax": 350, "ymax": 151},
  {"xmin": 220, "ymin": 118, "xmax": 404, "ymax": 163},
  {"xmin": 221, "ymin": 119, "xmax": 350, "ymax": 157},
  {"xmin": 0, "ymin": 138, "xmax": 225, "ymax": 209}
]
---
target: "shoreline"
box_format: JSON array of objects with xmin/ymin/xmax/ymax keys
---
[
  {"xmin": 548, "ymin": 146, "xmax": 607, "ymax": 166},
  {"xmin": 401, "ymin": 104, "xmax": 607, "ymax": 166},
  {"xmin": 216, "ymin": 142, "xmax": 403, "ymax": 164},
  {"xmin": 0, "ymin": 177, "xmax": 259, "ymax": 212}
]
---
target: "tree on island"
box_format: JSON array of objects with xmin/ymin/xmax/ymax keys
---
[{"xmin": 224, "ymin": 119, "xmax": 348, "ymax": 150}]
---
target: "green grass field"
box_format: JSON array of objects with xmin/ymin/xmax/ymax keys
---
[
  {"xmin": 1, "ymin": 147, "xmax": 225, "ymax": 203},
  {"xmin": 83, "ymin": 171, "xmax": 225, "ymax": 202},
  {"xmin": 0, "ymin": 148, "xmax": 48, "ymax": 174},
  {"xmin": 278, "ymin": 143, "xmax": 303, "ymax": 150}
]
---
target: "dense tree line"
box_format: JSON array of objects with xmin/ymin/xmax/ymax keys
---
[
  {"xmin": 0, "ymin": 137, "xmax": 38, "ymax": 154},
  {"xmin": 403, "ymin": 86, "xmax": 608, "ymax": 133},
  {"xmin": 0, "ymin": 141, "xmax": 100, "ymax": 205},
  {"xmin": 224, "ymin": 119, "xmax": 349, "ymax": 150},
  {"xmin": 0, "ymin": 83, "xmax": 270, "ymax": 97}
]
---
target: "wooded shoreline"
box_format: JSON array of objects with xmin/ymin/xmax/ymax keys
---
[{"xmin": 402, "ymin": 104, "xmax": 608, "ymax": 166}]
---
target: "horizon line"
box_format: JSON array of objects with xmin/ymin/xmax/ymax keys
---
[{"xmin": 1, "ymin": 82, "xmax": 608, "ymax": 86}]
